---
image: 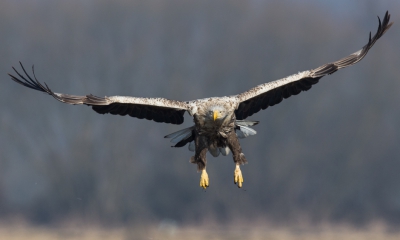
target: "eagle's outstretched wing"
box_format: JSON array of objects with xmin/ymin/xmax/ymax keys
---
[
  {"xmin": 8, "ymin": 63, "xmax": 189, "ymax": 124},
  {"xmin": 235, "ymin": 11, "xmax": 393, "ymax": 120}
]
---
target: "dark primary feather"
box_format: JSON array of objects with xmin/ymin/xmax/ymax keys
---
[
  {"xmin": 8, "ymin": 62, "xmax": 186, "ymax": 125},
  {"xmin": 235, "ymin": 11, "xmax": 393, "ymax": 120},
  {"xmin": 91, "ymin": 103, "xmax": 185, "ymax": 124}
]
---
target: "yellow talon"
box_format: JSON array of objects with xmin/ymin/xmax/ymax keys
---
[
  {"xmin": 234, "ymin": 165, "xmax": 244, "ymax": 188},
  {"xmin": 200, "ymin": 169, "xmax": 209, "ymax": 189}
]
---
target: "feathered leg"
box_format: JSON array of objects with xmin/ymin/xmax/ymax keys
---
[
  {"xmin": 226, "ymin": 130, "xmax": 247, "ymax": 188},
  {"xmin": 190, "ymin": 134, "xmax": 209, "ymax": 189}
]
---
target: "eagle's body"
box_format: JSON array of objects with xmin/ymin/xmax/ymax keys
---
[
  {"xmin": 192, "ymin": 100, "xmax": 240, "ymax": 163},
  {"xmin": 8, "ymin": 12, "xmax": 393, "ymax": 189}
]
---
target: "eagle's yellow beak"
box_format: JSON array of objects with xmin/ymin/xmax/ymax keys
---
[{"xmin": 213, "ymin": 110, "xmax": 219, "ymax": 121}]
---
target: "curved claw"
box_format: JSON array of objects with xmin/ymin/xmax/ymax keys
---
[
  {"xmin": 234, "ymin": 165, "xmax": 244, "ymax": 188},
  {"xmin": 200, "ymin": 169, "xmax": 209, "ymax": 189}
]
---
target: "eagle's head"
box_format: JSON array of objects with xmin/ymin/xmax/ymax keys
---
[{"xmin": 207, "ymin": 105, "xmax": 228, "ymax": 122}]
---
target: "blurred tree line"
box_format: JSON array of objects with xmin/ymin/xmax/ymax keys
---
[{"xmin": 0, "ymin": 0, "xmax": 399, "ymax": 226}]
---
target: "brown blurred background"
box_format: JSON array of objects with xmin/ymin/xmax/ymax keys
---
[{"xmin": 1, "ymin": 0, "xmax": 400, "ymax": 238}]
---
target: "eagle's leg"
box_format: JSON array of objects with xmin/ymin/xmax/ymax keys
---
[
  {"xmin": 226, "ymin": 130, "xmax": 247, "ymax": 188},
  {"xmin": 190, "ymin": 134, "xmax": 209, "ymax": 189},
  {"xmin": 200, "ymin": 169, "xmax": 209, "ymax": 190},
  {"xmin": 234, "ymin": 165, "xmax": 243, "ymax": 188}
]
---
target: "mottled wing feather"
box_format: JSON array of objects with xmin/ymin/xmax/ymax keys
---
[
  {"xmin": 9, "ymin": 62, "xmax": 189, "ymax": 125},
  {"xmin": 235, "ymin": 11, "xmax": 393, "ymax": 120}
]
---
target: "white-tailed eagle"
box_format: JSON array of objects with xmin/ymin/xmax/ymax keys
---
[{"xmin": 9, "ymin": 12, "xmax": 393, "ymax": 189}]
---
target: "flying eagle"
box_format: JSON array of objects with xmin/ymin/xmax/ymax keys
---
[{"xmin": 9, "ymin": 12, "xmax": 392, "ymax": 189}]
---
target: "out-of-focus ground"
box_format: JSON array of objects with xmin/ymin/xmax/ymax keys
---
[{"xmin": 1, "ymin": 222, "xmax": 400, "ymax": 240}]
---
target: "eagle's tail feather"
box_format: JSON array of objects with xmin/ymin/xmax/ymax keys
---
[
  {"xmin": 209, "ymin": 146, "xmax": 220, "ymax": 157},
  {"xmin": 219, "ymin": 146, "xmax": 231, "ymax": 156}
]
